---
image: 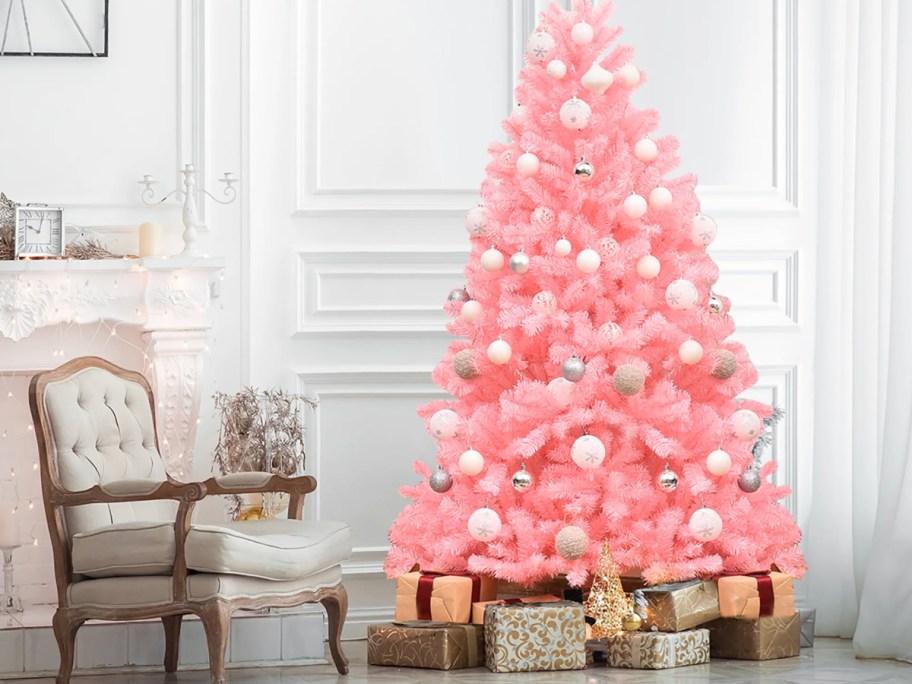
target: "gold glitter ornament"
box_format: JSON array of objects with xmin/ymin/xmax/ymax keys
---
[{"xmin": 622, "ymin": 612, "xmax": 643, "ymax": 631}]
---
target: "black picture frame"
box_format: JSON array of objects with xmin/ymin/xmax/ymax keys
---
[{"xmin": 0, "ymin": 0, "xmax": 108, "ymax": 58}]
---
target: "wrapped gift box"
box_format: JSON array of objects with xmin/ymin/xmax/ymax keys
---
[
  {"xmin": 367, "ymin": 622, "xmax": 484, "ymax": 670},
  {"xmin": 395, "ymin": 572, "xmax": 497, "ymax": 623},
  {"xmin": 589, "ymin": 628, "xmax": 710, "ymax": 670},
  {"xmin": 496, "ymin": 576, "xmax": 568, "ymax": 599},
  {"xmin": 485, "ymin": 600, "xmax": 586, "ymax": 672},
  {"xmin": 800, "ymin": 608, "xmax": 816, "ymax": 648},
  {"xmin": 472, "ymin": 594, "xmax": 560, "ymax": 624},
  {"xmin": 717, "ymin": 572, "xmax": 795, "ymax": 619},
  {"xmin": 706, "ymin": 613, "xmax": 801, "ymax": 660},
  {"xmin": 633, "ymin": 580, "xmax": 720, "ymax": 632}
]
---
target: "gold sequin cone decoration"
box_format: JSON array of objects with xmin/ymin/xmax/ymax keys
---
[{"xmin": 584, "ymin": 539, "xmax": 632, "ymax": 638}]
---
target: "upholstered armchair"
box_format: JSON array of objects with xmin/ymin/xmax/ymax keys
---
[{"xmin": 28, "ymin": 357, "xmax": 351, "ymax": 684}]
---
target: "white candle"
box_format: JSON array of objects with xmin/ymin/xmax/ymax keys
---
[
  {"xmin": 139, "ymin": 222, "xmax": 164, "ymax": 257},
  {"xmin": 0, "ymin": 510, "xmax": 19, "ymax": 548}
]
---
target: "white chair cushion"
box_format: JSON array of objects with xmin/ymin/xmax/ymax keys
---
[
  {"xmin": 185, "ymin": 519, "xmax": 351, "ymax": 581},
  {"xmin": 71, "ymin": 521, "xmax": 175, "ymax": 578}
]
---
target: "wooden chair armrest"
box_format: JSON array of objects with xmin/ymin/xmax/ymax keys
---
[
  {"xmin": 202, "ymin": 473, "xmax": 317, "ymax": 497},
  {"xmin": 49, "ymin": 480, "xmax": 207, "ymax": 506}
]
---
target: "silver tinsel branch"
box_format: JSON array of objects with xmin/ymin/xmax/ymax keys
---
[{"xmin": 752, "ymin": 405, "xmax": 785, "ymax": 461}]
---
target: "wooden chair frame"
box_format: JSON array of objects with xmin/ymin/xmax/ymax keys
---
[{"xmin": 29, "ymin": 357, "xmax": 348, "ymax": 684}]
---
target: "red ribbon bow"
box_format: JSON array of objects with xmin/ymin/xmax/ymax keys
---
[{"xmin": 416, "ymin": 572, "xmax": 482, "ymax": 621}]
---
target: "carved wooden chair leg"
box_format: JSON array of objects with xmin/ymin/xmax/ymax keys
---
[
  {"xmin": 52, "ymin": 610, "xmax": 84, "ymax": 684},
  {"xmin": 162, "ymin": 614, "xmax": 183, "ymax": 673},
  {"xmin": 320, "ymin": 583, "xmax": 349, "ymax": 674},
  {"xmin": 199, "ymin": 600, "xmax": 232, "ymax": 684}
]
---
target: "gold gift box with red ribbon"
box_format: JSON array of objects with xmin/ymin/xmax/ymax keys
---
[
  {"xmin": 716, "ymin": 571, "xmax": 795, "ymax": 619},
  {"xmin": 395, "ymin": 571, "xmax": 498, "ymax": 624}
]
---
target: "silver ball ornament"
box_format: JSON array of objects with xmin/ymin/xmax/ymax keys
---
[
  {"xmin": 738, "ymin": 467, "xmax": 762, "ymax": 493},
  {"xmin": 509, "ymin": 251, "xmax": 531, "ymax": 274},
  {"xmin": 512, "ymin": 465, "xmax": 533, "ymax": 492},
  {"xmin": 574, "ymin": 158, "xmax": 594, "ymax": 181},
  {"xmin": 429, "ymin": 466, "xmax": 453, "ymax": 493},
  {"xmin": 454, "ymin": 349, "xmax": 480, "ymax": 380},
  {"xmin": 708, "ymin": 295, "xmax": 724, "ymax": 314},
  {"xmin": 658, "ymin": 467, "xmax": 679, "ymax": 492},
  {"xmin": 447, "ymin": 287, "xmax": 470, "ymax": 303},
  {"xmin": 562, "ymin": 356, "xmax": 586, "ymax": 382}
]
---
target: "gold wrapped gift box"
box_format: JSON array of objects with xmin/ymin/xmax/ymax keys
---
[
  {"xmin": 717, "ymin": 571, "xmax": 795, "ymax": 619},
  {"xmin": 634, "ymin": 580, "xmax": 720, "ymax": 632},
  {"xmin": 394, "ymin": 572, "xmax": 497, "ymax": 623},
  {"xmin": 591, "ymin": 628, "xmax": 710, "ymax": 670},
  {"xmin": 706, "ymin": 613, "xmax": 801, "ymax": 660},
  {"xmin": 367, "ymin": 622, "xmax": 484, "ymax": 670},
  {"xmin": 471, "ymin": 594, "xmax": 561, "ymax": 624},
  {"xmin": 484, "ymin": 600, "xmax": 587, "ymax": 672}
]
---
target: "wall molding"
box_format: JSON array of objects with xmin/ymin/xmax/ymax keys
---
[
  {"xmin": 712, "ymin": 248, "xmax": 800, "ymax": 329},
  {"xmin": 751, "ymin": 364, "xmax": 799, "ymax": 514}
]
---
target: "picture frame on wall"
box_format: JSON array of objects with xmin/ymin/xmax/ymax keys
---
[{"xmin": 15, "ymin": 206, "xmax": 65, "ymax": 258}]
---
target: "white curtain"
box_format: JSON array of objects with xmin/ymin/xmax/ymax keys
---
[{"xmin": 805, "ymin": 0, "xmax": 912, "ymax": 660}]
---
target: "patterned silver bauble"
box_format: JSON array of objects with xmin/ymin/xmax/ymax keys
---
[
  {"xmin": 562, "ymin": 356, "xmax": 586, "ymax": 382},
  {"xmin": 738, "ymin": 467, "xmax": 762, "ymax": 493},
  {"xmin": 658, "ymin": 466, "xmax": 679, "ymax": 492},
  {"xmin": 453, "ymin": 349, "xmax": 480, "ymax": 380},
  {"xmin": 509, "ymin": 251, "xmax": 531, "ymax": 274},
  {"xmin": 447, "ymin": 287, "xmax": 470, "ymax": 303},
  {"xmin": 512, "ymin": 465, "xmax": 533, "ymax": 492},
  {"xmin": 429, "ymin": 466, "xmax": 453, "ymax": 493},
  {"xmin": 711, "ymin": 349, "xmax": 738, "ymax": 380},
  {"xmin": 708, "ymin": 294, "xmax": 724, "ymax": 314},
  {"xmin": 574, "ymin": 158, "xmax": 594, "ymax": 181}
]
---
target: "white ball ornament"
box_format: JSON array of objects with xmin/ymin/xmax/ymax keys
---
[
  {"xmin": 465, "ymin": 206, "xmax": 488, "ymax": 238},
  {"xmin": 665, "ymin": 279, "xmax": 699, "ymax": 310},
  {"xmin": 527, "ymin": 31, "xmax": 556, "ymax": 62},
  {"xmin": 571, "ymin": 434, "xmax": 606, "ymax": 469},
  {"xmin": 516, "ymin": 151, "xmax": 540, "ymax": 177},
  {"xmin": 617, "ymin": 63, "xmax": 641, "ymax": 87},
  {"xmin": 532, "ymin": 290, "xmax": 557, "ymax": 314},
  {"xmin": 678, "ymin": 339, "xmax": 704, "ymax": 365},
  {"xmin": 577, "ymin": 248, "xmax": 601, "ymax": 274},
  {"xmin": 547, "ymin": 377, "xmax": 574, "ymax": 409},
  {"xmin": 509, "ymin": 251, "xmax": 531, "ymax": 274},
  {"xmin": 555, "ymin": 526, "xmax": 589, "ymax": 560},
  {"xmin": 555, "ymin": 238, "xmax": 572, "ymax": 256},
  {"xmin": 487, "ymin": 339, "xmax": 512, "ymax": 365},
  {"xmin": 468, "ymin": 507, "xmax": 502, "ymax": 541},
  {"xmin": 481, "ymin": 248, "xmax": 505, "ymax": 272},
  {"xmin": 511, "ymin": 103, "xmax": 528, "ymax": 125},
  {"xmin": 429, "ymin": 409, "xmax": 460, "ymax": 440},
  {"xmin": 731, "ymin": 409, "xmax": 762, "ymax": 439},
  {"xmin": 636, "ymin": 254, "xmax": 661, "ymax": 279},
  {"xmin": 597, "ymin": 322, "xmax": 622, "ymax": 348},
  {"xmin": 571, "ymin": 21, "xmax": 594, "ymax": 45},
  {"xmin": 459, "ymin": 449, "xmax": 485, "ymax": 476},
  {"xmin": 581, "ymin": 62, "xmax": 614, "ymax": 94},
  {"xmin": 547, "ymin": 59, "xmax": 567, "ymax": 79},
  {"xmin": 690, "ymin": 214, "xmax": 718, "ymax": 247},
  {"xmin": 559, "ymin": 97, "xmax": 592, "ymax": 130},
  {"xmin": 598, "ymin": 237, "xmax": 620, "ymax": 259},
  {"xmin": 634, "ymin": 138, "xmax": 658, "ymax": 162},
  {"xmin": 623, "ymin": 194, "xmax": 648, "ymax": 219},
  {"xmin": 531, "ymin": 206, "xmax": 555, "ymax": 228},
  {"xmin": 461, "ymin": 300, "xmax": 483, "ymax": 323},
  {"xmin": 689, "ymin": 507, "xmax": 723, "ymax": 541},
  {"xmin": 706, "ymin": 449, "xmax": 732, "ymax": 476},
  {"xmin": 649, "ymin": 186, "xmax": 673, "ymax": 210}
]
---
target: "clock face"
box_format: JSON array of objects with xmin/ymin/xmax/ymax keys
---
[{"xmin": 15, "ymin": 207, "xmax": 65, "ymax": 258}]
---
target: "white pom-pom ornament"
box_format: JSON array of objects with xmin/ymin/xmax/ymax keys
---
[
  {"xmin": 577, "ymin": 248, "xmax": 601, "ymax": 273},
  {"xmin": 634, "ymin": 138, "xmax": 658, "ymax": 162},
  {"xmin": 487, "ymin": 339, "xmax": 512, "ymax": 365},
  {"xmin": 689, "ymin": 507, "xmax": 723, "ymax": 541},
  {"xmin": 678, "ymin": 339, "xmax": 704, "ymax": 365},
  {"xmin": 481, "ymin": 248, "xmax": 504, "ymax": 272},
  {"xmin": 516, "ymin": 152, "xmax": 540, "ymax": 177},
  {"xmin": 468, "ymin": 507, "xmax": 502, "ymax": 541},
  {"xmin": 665, "ymin": 279, "xmax": 699, "ymax": 310},
  {"xmin": 690, "ymin": 214, "xmax": 718, "ymax": 246},
  {"xmin": 706, "ymin": 449, "xmax": 732, "ymax": 476},
  {"xmin": 526, "ymin": 31, "xmax": 556, "ymax": 62},
  {"xmin": 637, "ymin": 255, "xmax": 661, "ymax": 279},
  {"xmin": 559, "ymin": 97, "xmax": 592, "ymax": 130},
  {"xmin": 461, "ymin": 300, "xmax": 482, "ymax": 323},
  {"xmin": 464, "ymin": 206, "xmax": 487, "ymax": 237},
  {"xmin": 532, "ymin": 291, "xmax": 557, "ymax": 314},
  {"xmin": 429, "ymin": 409, "xmax": 460, "ymax": 439},
  {"xmin": 547, "ymin": 377, "xmax": 574, "ymax": 409},
  {"xmin": 623, "ymin": 194, "xmax": 648, "ymax": 219},
  {"xmin": 459, "ymin": 449, "xmax": 485, "ymax": 476},
  {"xmin": 617, "ymin": 63, "xmax": 641, "ymax": 87},
  {"xmin": 581, "ymin": 62, "xmax": 614, "ymax": 94},
  {"xmin": 571, "ymin": 434, "xmax": 606, "ymax": 469},
  {"xmin": 649, "ymin": 187, "xmax": 673, "ymax": 210},
  {"xmin": 571, "ymin": 21, "xmax": 594, "ymax": 45},
  {"xmin": 547, "ymin": 59, "xmax": 567, "ymax": 79},
  {"xmin": 556, "ymin": 526, "xmax": 589, "ymax": 559},
  {"xmin": 731, "ymin": 409, "xmax": 762, "ymax": 439},
  {"xmin": 555, "ymin": 238, "xmax": 572, "ymax": 256},
  {"xmin": 511, "ymin": 103, "xmax": 528, "ymax": 125}
]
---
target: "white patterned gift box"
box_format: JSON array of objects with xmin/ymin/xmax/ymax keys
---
[
  {"xmin": 484, "ymin": 600, "xmax": 586, "ymax": 672},
  {"xmin": 588, "ymin": 628, "xmax": 710, "ymax": 669}
]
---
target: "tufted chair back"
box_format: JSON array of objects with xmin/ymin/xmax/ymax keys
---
[{"xmin": 41, "ymin": 365, "xmax": 176, "ymax": 539}]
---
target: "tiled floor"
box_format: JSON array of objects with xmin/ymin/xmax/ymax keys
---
[{"xmin": 4, "ymin": 637, "xmax": 911, "ymax": 683}]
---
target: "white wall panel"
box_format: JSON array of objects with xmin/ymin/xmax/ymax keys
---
[{"xmin": 713, "ymin": 249, "xmax": 799, "ymax": 328}]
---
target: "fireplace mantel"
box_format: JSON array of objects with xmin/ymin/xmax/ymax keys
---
[{"xmin": 0, "ymin": 256, "xmax": 225, "ymax": 477}]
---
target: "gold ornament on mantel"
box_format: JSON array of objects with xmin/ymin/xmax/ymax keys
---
[{"xmin": 584, "ymin": 539, "xmax": 633, "ymax": 638}]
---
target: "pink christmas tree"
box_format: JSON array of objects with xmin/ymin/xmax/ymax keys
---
[{"xmin": 385, "ymin": 0, "xmax": 805, "ymax": 587}]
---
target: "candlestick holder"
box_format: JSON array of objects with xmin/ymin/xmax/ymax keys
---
[
  {"xmin": 138, "ymin": 164, "xmax": 238, "ymax": 257},
  {"xmin": 0, "ymin": 545, "xmax": 22, "ymax": 614}
]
